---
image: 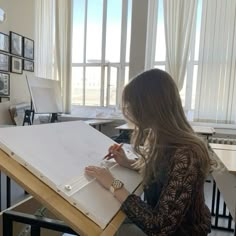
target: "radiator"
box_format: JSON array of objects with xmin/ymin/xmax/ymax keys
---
[{"xmin": 208, "ymin": 137, "xmax": 236, "ymax": 145}]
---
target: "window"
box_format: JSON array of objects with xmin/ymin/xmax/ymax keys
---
[
  {"xmin": 72, "ymin": 0, "xmax": 132, "ymax": 106},
  {"xmin": 71, "ymin": 0, "xmax": 236, "ymax": 124}
]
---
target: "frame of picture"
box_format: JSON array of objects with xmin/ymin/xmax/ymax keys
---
[
  {"xmin": 23, "ymin": 37, "xmax": 34, "ymax": 60},
  {"xmin": 10, "ymin": 31, "xmax": 23, "ymax": 57},
  {"xmin": 0, "ymin": 72, "xmax": 10, "ymax": 97},
  {"xmin": 23, "ymin": 59, "xmax": 34, "ymax": 72},
  {"xmin": 0, "ymin": 53, "xmax": 10, "ymax": 72},
  {"xmin": 11, "ymin": 56, "xmax": 23, "ymax": 74},
  {"xmin": 0, "ymin": 32, "xmax": 9, "ymax": 53}
]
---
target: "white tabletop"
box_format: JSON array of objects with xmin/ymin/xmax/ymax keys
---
[
  {"xmin": 213, "ymin": 149, "xmax": 236, "ymax": 174},
  {"xmin": 191, "ymin": 125, "xmax": 215, "ymax": 135},
  {"xmin": 210, "ymin": 143, "xmax": 236, "ymax": 151},
  {"xmin": 84, "ymin": 119, "xmax": 113, "ymax": 126},
  {"xmin": 115, "ymin": 123, "xmax": 134, "ymax": 130}
]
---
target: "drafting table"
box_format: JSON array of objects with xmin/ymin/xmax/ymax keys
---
[
  {"xmin": 0, "ymin": 149, "xmax": 126, "ymax": 235},
  {"xmin": 0, "ymin": 121, "xmax": 142, "ymax": 235}
]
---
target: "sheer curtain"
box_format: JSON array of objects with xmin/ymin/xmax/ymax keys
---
[
  {"xmin": 163, "ymin": 0, "xmax": 197, "ymax": 90},
  {"xmin": 35, "ymin": 0, "xmax": 55, "ymax": 79},
  {"xmin": 55, "ymin": 0, "xmax": 73, "ymax": 113},
  {"xmin": 35, "ymin": 0, "xmax": 72, "ymax": 113},
  {"xmin": 194, "ymin": 0, "xmax": 236, "ymax": 123}
]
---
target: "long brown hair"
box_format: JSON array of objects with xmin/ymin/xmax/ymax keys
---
[{"xmin": 122, "ymin": 69, "xmax": 214, "ymax": 185}]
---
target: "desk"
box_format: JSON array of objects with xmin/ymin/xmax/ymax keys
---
[
  {"xmin": 210, "ymin": 145, "xmax": 236, "ymax": 234},
  {"xmin": 191, "ymin": 125, "xmax": 215, "ymax": 137},
  {"xmin": 213, "ymin": 149, "xmax": 236, "ymax": 175},
  {"xmin": 210, "ymin": 143, "xmax": 236, "ymax": 151},
  {"xmin": 58, "ymin": 115, "xmax": 113, "ymax": 132},
  {"xmin": 115, "ymin": 123, "xmax": 215, "ymax": 138},
  {"xmin": 84, "ymin": 119, "xmax": 113, "ymax": 131},
  {"xmin": 115, "ymin": 123, "xmax": 134, "ymax": 131}
]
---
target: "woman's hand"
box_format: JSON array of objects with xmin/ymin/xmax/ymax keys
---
[
  {"xmin": 85, "ymin": 166, "xmax": 114, "ymax": 190},
  {"xmin": 85, "ymin": 165, "xmax": 130, "ymax": 203},
  {"xmin": 106, "ymin": 144, "xmax": 136, "ymax": 169}
]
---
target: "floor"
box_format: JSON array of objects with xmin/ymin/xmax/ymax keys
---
[{"xmin": 0, "ymin": 173, "xmax": 235, "ymax": 235}]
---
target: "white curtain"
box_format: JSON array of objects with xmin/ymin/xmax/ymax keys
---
[
  {"xmin": 55, "ymin": 0, "xmax": 73, "ymax": 114},
  {"xmin": 35, "ymin": 0, "xmax": 55, "ymax": 79},
  {"xmin": 145, "ymin": 0, "xmax": 158, "ymax": 70},
  {"xmin": 194, "ymin": 0, "xmax": 236, "ymax": 123},
  {"xmin": 163, "ymin": 0, "xmax": 197, "ymax": 90}
]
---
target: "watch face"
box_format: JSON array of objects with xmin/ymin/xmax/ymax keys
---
[
  {"xmin": 113, "ymin": 179, "xmax": 123, "ymax": 189},
  {"xmin": 110, "ymin": 179, "xmax": 124, "ymax": 193}
]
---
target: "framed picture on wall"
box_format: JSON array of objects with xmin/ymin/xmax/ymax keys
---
[
  {"xmin": 10, "ymin": 31, "xmax": 23, "ymax": 57},
  {"xmin": 11, "ymin": 56, "xmax": 22, "ymax": 74},
  {"xmin": 23, "ymin": 59, "xmax": 34, "ymax": 72},
  {"xmin": 0, "ymin": 53, "xmax": 9, "ymax": 72},
  {"xmin": 0, "ymin": 32, "xmax": 9, "ymax": 53},
  {"xmin": 23, "ymin": 37, "xmax": 34, "ymax": 60},
  {"xmin": 0, "ymin": 72, "xmax": 10, "ymax": 97}
]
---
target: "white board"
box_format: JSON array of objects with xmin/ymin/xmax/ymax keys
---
[
  {"xmin": 27, "ymin": 76, "xmax": 63, "ymax": 113},
  {"xmin": 0, "ymin": 121, "xmax": 142, "ymax": 229}
]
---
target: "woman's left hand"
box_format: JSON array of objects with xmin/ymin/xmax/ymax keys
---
[{"xmin": 85, "ymin": 166, "xmax": 114, "ymax": 190}]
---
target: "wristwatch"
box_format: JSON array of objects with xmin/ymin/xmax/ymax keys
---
[{"xmin": 109, "ymin": 179, "xmax": 124, "ymax": 194}]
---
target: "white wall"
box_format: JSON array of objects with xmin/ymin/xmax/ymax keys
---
[
  {"xmin": 0, "ymin": 0, "xmax": 35, "ymax": 103},
  {"xmin": 129, "ymin": 0, "xmax": 148, "ymax": 79}
]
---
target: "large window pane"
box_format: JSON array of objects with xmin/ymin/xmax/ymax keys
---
[
  {"xmin": 109, "ymin": 67, "xmax": 118, "ymax": 105},
  {"xmin": 125, "ymin": 66, "xmax": 129, "ymax": 85},
  {"xmin": 72, "ymin": 0, "xmax": 85, "ymax": 63},
  {"xmin": 85, "ymin": 67, "xmax": 101, "ymax": 106},
  {"xmin": 86, "ymin": 0, "xmax": 103, "ymax": 61},
  {"xmin": 104, "ymin": 66, "xmax": 117, "ymax": 106},
  {"xmin": 154, "ymin": 65, "xmax": 166, "ymax": 71},
  {"xmin": 72, "ymin": 67, "xmax": 84, "ymax": 105},
  {"xmin": 106, "ymin": 0, "xmax": 122, "ymax": 62}
]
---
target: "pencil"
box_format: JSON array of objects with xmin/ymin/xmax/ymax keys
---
[{"xmin": 103, "ymin": 143, "xmax": 123, "ymax": 160}]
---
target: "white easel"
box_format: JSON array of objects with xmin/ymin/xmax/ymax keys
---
[{"xmin": 26, "ymin": 75, "xmax": 63, "ymax": 123}]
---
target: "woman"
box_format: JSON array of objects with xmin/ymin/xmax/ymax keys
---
[{"xmin": 85, "ymin": 69, "xmax": 213, "ymax": 235}]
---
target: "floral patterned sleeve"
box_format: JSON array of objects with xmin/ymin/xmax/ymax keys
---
[{"xmin": 120, "ymin": 149, "xmax": 199, "ymax": 235}]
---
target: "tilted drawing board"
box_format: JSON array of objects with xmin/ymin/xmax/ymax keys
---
[
  {"xmin": 0, "ymin": 121, "xmax": 142, "ymax": 229},
  {"xmin": 26, "ymin": 76, "xmax": 63, "ymax": 114}
]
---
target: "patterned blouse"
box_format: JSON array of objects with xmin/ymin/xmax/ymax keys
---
[{"xmin": 121, "ymin": 147, "xmax": 211, "ymax": 236}]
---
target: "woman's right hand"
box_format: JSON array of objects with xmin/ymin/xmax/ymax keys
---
[{"xmin": 106, "ymin": 144, "xmax": 135, "ymax": 169}]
